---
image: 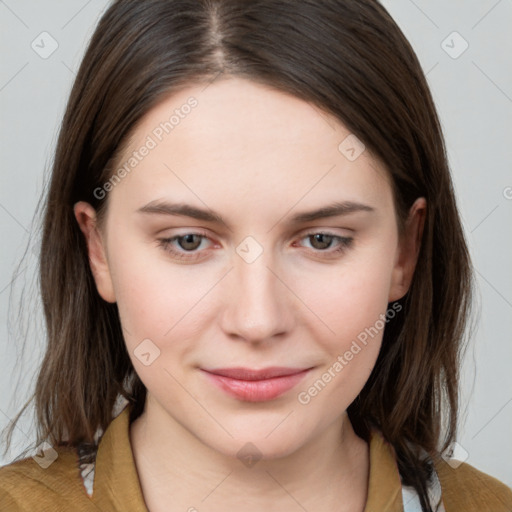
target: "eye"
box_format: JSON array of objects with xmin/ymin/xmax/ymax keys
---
[
  {"xmin": 158, "ymin": 231, "xmax": 212, "ymax": 261},
  {"xmin": 157, "ymin": 230, "xmax": 354, "ymax": 262},
  {"xmin": 296, "ymin": 231, "xmax": 354, "ymax": 255}
]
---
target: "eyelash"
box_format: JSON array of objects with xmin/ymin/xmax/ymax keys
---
[{"xmin": 157, "ymin": 230, "xmax": 354, "ymax": 262}]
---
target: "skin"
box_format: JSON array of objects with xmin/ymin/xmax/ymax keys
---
[{"xmin": 74, "ymin": 77, "xmax": 426, "ymax": 512}]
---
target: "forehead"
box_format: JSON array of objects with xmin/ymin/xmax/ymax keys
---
[{"xmin": 107, "ymin": 77, "xmax": 393, "ymax": 219}]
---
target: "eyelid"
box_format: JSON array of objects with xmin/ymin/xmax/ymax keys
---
[{"xmin": 299, "ymin": 227, "xmax": 353, "ymax": 238}]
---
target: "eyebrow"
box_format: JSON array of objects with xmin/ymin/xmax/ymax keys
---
[{"xmin": 137, "ymin": 199, "xmax": 375, "ymax": 229}]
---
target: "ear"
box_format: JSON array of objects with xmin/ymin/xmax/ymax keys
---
[
  {"xmin": 73, "ymin": 201, "xmax": 116, "ymax": 303},
  {"xmin": 388, "ymin": 197, "xmax": 427, "ymax": 302}
]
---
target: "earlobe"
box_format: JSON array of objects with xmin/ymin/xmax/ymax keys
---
[
  {"xmin": 73, "ymin": 201, "xmax": 116, "ymax": 303},
  {"xmin": 388, "ymin": 197, "xmax": 427, "ymax": 302}
]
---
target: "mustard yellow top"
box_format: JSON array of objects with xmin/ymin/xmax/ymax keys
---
[{"xmin": 1, "ymin": 403, "xmax": 511, "ymax": 511}]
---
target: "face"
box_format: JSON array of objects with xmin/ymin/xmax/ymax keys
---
[{"xmin": 75, "ymin": 77, "xmax": 425, "ymax": 459}]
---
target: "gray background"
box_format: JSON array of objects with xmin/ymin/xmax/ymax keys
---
[{"xmin": 1, "ymin": 0, "xmax": 511, "ymax": 486}]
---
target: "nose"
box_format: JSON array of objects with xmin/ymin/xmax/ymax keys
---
[{"xmin": 219, "ymin": 245, "xmax": 295, "ymax": 344}]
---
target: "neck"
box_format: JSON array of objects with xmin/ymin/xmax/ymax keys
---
[{"xmin": 129, "ymin": 396, "xmax": 369, "ymax": 512}]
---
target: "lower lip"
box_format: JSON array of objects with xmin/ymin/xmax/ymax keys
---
[{"xmin": 201, "ymin": 369, "xmax": 312, "ymax": 402}]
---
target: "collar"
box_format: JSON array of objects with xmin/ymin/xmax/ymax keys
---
[
  {"xmin": 364, "ymin": 428, "xmax": 404, "ymax": 511},
  {"xmin": 83, "ymin": 398, "xmax": 443, "ymax": 511},
  {"xmin": 89, "ymin": 398, "xmax": 147, "ymax": 511}
]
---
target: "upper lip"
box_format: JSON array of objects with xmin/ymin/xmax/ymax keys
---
[{"xmin": 201, "ymin": 366, "xmax": 312, "ymax": 381}]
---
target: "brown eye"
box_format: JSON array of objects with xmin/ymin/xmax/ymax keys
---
[
  {"xmin": 308, "ymin": 233, "xmax": 335, "ymax": 250},
  {"xmin": 176, "ymin": 234, "xmax": 203, "ymax": 251},
  {"xmin": 297, "ymin": 231, "xmax": 354, "ymax": 256},
  {"xmin": 157, "ymin": 231, "xmax": 212, "ymax": 261}
]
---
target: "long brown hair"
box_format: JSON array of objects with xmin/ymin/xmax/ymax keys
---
[{"xmin": 2, "ymin": 1, "xmax": 473, "ymax": 510}]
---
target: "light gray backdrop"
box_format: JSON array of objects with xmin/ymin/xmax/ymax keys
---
[{"xmin": 1, "ymin": 0, "xmax": 511, "ymax": 486}]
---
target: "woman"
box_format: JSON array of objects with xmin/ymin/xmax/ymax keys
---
[{"xmin": 1, "ymin": 1, "xmax": 511, "ymax": 511}]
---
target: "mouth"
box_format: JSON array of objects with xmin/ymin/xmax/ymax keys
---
[{"xmin": 200, "ymin": 366, "xmax": 313, "ymax": 402}]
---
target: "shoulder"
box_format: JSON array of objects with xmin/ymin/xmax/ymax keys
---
[
  {"xmin": 0, "ymin": 447, "xmax": 94, "ymax": 511},
  {"xmin": 435, "ymin": 458, "xmax": 512, "ymax": 512}
]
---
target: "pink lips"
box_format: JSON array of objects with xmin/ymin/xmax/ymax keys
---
[{"xmin": 200, "ymin": 366, "xmax": 312, "ymax": 402}]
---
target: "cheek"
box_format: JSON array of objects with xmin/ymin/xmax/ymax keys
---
[
  {"xmin": 293, "ymin": 245, "xmax": 396, "ymax": 347},
  {"xmin": 106, "ymin": 233, "xmax": 208, "ymax": 347},
  {"xmin": 292, "ymin": 246, "xmax": 396, "ymax": 407},
  {"xmin": 108, "ymin": 246, "xmax": 210, "ymax": 400}
]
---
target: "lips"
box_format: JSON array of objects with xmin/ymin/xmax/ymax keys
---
[
  {"xmin": 200, "ymin": 366, "xmax": 313, "ymax": 402},
  {"xmin": 203, "ymin": 366, "xmax": 310, "ymax": 380}
]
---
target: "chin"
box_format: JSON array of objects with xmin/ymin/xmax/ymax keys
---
[{"xmin": 201, "ymin": 423, "xmax": 310, "ymax": 463}]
